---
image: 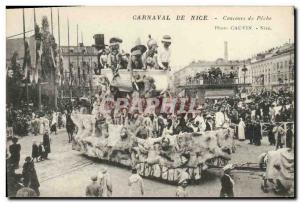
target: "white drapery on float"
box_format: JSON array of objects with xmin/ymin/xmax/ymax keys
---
[{"xmin": 71, "ymin": 113, "xmax": 235, "ymax": 184}]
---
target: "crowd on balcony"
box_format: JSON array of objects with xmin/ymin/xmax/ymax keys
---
[{"xmin": 185, "ymin": 67, "xmax": 237, "ymax": 85}]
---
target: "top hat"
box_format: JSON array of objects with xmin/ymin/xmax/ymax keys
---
[{"xmin": 93, "ymin": 34, "xmax": 106, "ymax": 48}]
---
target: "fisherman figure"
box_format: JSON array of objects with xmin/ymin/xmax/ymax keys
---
[
  {"xmin": 107, "ymin": 37, "xmax": 123, "ymax": 81},
  {"xmin": 158, "ymin": 35, "xmax": 172, "ymax": 70},
  {"xmin": 143, "ymin": 35, "xmax": 159, "ymax": 69},
  {"xmin": 127, "ymin": 44, "xmax": 147, "ymax": 70},
  {"xmin": 40, "ymin": 16, "xmax": 57, "ymax": 83}
]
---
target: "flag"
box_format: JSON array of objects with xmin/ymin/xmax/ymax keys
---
[{"xmin": 22, "ymin": 39, "xmax": 32, "ymax": 81}]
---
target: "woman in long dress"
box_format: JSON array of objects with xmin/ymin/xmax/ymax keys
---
[
  {"xmin": 128, "ymin": 168, "xmax": 144, "ymax": 197},
  {"xmin": 238, "ymin": 118, "xmax": 246, "ymax": 141}
]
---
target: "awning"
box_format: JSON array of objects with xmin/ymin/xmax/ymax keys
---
[{"xmin": 205, "ymin": 89, "xmax": 235, "ymax": 98}]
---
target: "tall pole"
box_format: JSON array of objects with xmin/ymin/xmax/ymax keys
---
[
  {"xmin": 67, "ymin": 18, "xmax": 72, "ymax": 100},
  {"xmin": 50, "ymin": 8, "xmax": 54, "ymax": 35},
  {"xmin": 77, "ymin": 24, "xmax": 80, "ymax": 96},
  {"xmin": 81, "ymin": 32, "xmax": 84, "ymax": 96},
  {"xmin": 23, "ymin": 9, "xmax": 29, "ymax": 106},
  {"xmin": 54, "ymin": 8, "xmax": 61, "ymax": 109},
  {"xmin": 50, "ymin": 8, "xmax": 57, "ymax": 109},
  {"xmin": 288, "ymin": 39, "xmax": 292, "ymax": 91},
  {"xmin": 89, "ymin": 56, "xmax": 93, "ymax": 106},
  {"xmin": 34, "ymin": 8, "xmax": 42, "ymax": 110}
]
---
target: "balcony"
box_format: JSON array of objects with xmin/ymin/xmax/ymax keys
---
[{"xmin": 182, "ymin": 77, "xmax": 239, "ymax": 87}]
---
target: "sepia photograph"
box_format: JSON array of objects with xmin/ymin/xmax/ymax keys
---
[{"xmin": 5, "ymin": 6, "xmax": 295, "ymax": 198}]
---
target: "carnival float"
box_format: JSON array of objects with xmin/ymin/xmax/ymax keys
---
[{"xmin": 70, "ymin": 33, "xmax": 236, "ymax": 184}]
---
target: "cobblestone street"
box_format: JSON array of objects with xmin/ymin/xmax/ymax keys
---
[{"xmin": 10, "ymin": 128, "xmax": 285, "ymax": 198}]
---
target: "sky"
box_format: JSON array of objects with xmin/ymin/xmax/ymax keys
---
[{"xmin": 6, "ymin": 6, "xmax": 294, "ymax": 70}]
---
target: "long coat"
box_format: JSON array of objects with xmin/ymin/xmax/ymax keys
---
[
  {"xmin": 66, "ymin": 114, "xmax": 75, "ymax": 134},
  {"xmin": 22, "ymin": 161, "xmax": 40, "ymax": 190},
  {"xmin": 253, "ymin": 122, "xmax": 262, "ymax": 144},
  {"xmin": 98, "ymin": 172, "xmax": 113, "ymax": 197},
  {"xmin": 31, "ymin": 144, "xmax": 39, "ymax": 159},
  {"xmin": 9, "ymin": 143, "xmax": 21, "ymax": 168},
  {"xmin": 43, "ymin": 133, "xmax": 51, "ymax": 153}
]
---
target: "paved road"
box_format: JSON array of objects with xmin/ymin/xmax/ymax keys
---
[{"xmin": 11, "ymin": 128, "xmax": 285, "ymax": 198}]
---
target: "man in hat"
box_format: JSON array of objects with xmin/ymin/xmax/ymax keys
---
[
  {"xmin": 158, "ymin": 35, "xmax": 172, "ymax": 70},
  {"xmin": 98, "ymin": 167, "xmax": 112, "ymax": 197},
  {"xmin": 107, "ymin": 37, "xmax": 123, "ymax": 80},
  {"xmin": 86, "ymin": 175, "xmax": 102, "ymax": 197},
  {"xmin": 143, "ymin": 35, "xmax": 159, "ymax": 69},
  {"xmin": 8, "ymin": 137, "xmax": 21, "ymax": 169},
  {"xmin": 127, "ymin": 44, "xmax": 147, "ymax": 70},
  {"xmin": 220, "ymin": 164, "xmax": 235, "ymax": 197}
]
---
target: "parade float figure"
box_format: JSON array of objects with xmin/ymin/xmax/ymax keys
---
[
  {"xmin": 259, "ymin": 148, "xmax": 294, "ymax": 195},
  {"xmin": 158, "ymin": 35, "xmax": 172, "ymax": 70},
  {"xmin": 143, "ymin": 35, "xmax": 159, "ymax": 70},
  {"xmin": 100, "ymin": 34, "xmax": 170, "ymax": 95},
  {"xmin": 107, "ymin": 37, "xmax": 124, "ymax": 81},
  {"xmin": 40, "ymin": 16, "xmax": 57, "ymax": 83},
  {"xmin": 72, "ymin": 109, "xmax": 234, "ymax": 183}
]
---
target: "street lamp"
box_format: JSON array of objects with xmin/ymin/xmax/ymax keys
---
[{"xmin": 241, "ymin": 63, "xmax": 248, "ymax": 84}]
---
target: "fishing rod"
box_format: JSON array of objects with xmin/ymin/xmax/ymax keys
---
[{"xmin": 7, "ymin": 29, "xmax": 34, "ymax": 39}]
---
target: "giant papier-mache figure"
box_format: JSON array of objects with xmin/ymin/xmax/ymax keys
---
[
  {"xmin": 71, "ymin": 112, "xmax": 235, "ymax": 183},
  {"xmin": 40, "ymin": 16, "xmax": 57, "ymax": 84}
]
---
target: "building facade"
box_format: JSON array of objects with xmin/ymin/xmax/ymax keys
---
[
  {"xmin": 60, "ymin": 45, "xmax": 98, "ymax": 74},
  {"xmin": 248, "ymin": 43, "xmax": 294, "ymax": 91}
]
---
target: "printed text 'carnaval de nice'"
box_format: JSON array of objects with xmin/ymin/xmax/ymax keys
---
[{"xmin": 132, "ymin": 14, "xmax": 272, "ymax": 21}]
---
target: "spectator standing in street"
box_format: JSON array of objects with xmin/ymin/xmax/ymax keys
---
[
  {"xmin": 43, "ymin": 130, "xmax": 51, "ymax": 159},
  {"xmin": 98, "ymin": 168, "xmax": 113, "ymax": 197},
  {"xmin": 176, "ymin": 179, "xmax": 189, "ymax": 197},
  {"xmin": 267, "ymin": 122, "xmax": 276, "ymax": 146},
  {"xmin": 128, "ymin": 168, "xmax": 144, "ymax": 197},
  {"xmin": 22, "ymin": 156, "xmax": 40, "ymax": 196},
  {"xmin": 238, "ymin": 118, "xmax": 246, "ymax": 141},
  {"xmin": 253, "ymin": 117, "xmax": 262, "ymax": 146},
  {"xmin": 50, "ymin": 111, "xmax": 58, "ymax": 135},
  {"xmin": 9, "ymin": 137, "xmax": 21, "ymax": 169},
  {"xmin": 38, "ymin": 142, "xmax": 46, "ymax": 161},
  {"xmin": 31, "ymin": 141, "xmax": 39, "ymax": 162},
  {"xmin": 247, "ymin": 120, "xmax": 255, "ymax": 145},
  {"xmin": 220, "ymin": 164, "xmax": 235, "ymax": 198},
  {"xmin": 66, "ymin": 111, "xmax": 76, "ymax": 143},
  {"xmin": 273, "ymin": 122, "xmax": 285, "ymax": 150},
  {"xmin": 86, "ymin": 175, "xmax": 102, "ymax": 197},
  {"xmin": 286, "ymin": 123, "xmax": 293, "ymax": 149}
]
